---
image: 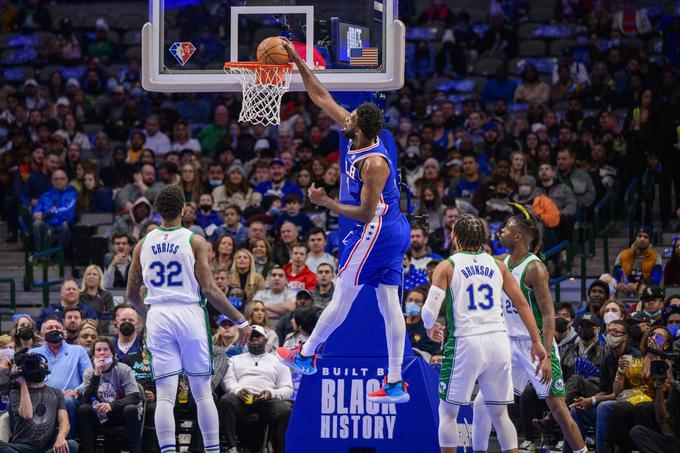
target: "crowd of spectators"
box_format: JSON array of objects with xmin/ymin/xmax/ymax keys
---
[{"xmin": 0, "ymin": 0, "xmax": 679, "ymax": 451}]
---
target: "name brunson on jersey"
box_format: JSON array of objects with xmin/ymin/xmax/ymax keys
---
[
  {"xmin": 460, "ymin": 265, "xmax": 495, "ymax": 279},
  {"xmin": 320, "ymin": 370, "xmax": 398, "ymax": 440},
  {"xmin": 150, "ymin": 243, "xmax": 180, "ymax": 255}
]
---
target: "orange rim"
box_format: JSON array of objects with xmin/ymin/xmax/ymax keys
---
[{"xmin": 224, "ymin": 62, "xmax": 293, "ymax": 72}]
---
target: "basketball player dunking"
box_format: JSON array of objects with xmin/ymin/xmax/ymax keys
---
[
  {"xmin": 126, "ymin": 185, "xmax": 251, "ymax": 453},
  {"xmin": 275, "ymin": 38, "xmax": 412, "ymax": 403}
]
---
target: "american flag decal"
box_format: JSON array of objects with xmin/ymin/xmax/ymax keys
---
[{"xmin": 350, "ymin": 47, "xmax": 379, "ymax": 67}]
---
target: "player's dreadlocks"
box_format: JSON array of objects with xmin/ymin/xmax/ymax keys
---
[
  {"xmin": 452, "ymin": 214, "xmax": 487, "ymax": 251},
  {"xmin": 508, "ymin": 203, "xmax": 543, "ymax": 254},
  {"xmin": 155, "ymin": 184, "xmax": 185, "ymax": 221},
  {"xmin": 356, "ymin": 102, "xmax": 384, "ymax": 141}
]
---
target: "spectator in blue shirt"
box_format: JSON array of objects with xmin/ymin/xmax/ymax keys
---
[
  {"xmin": 252, "ymin": 158, "xmax": 304, "ymax": 206},
  {"xmin": 36, "ymin": 279, "xmax": 98, "ymax": 331},
  {"xmin": 30, "ymin": 315, "xmax": 93, "ymax": 438},
  {"xmin": 213, "ymin": 204, "xmax": 249, "ymax": 247},
  {"xmin": 481, "ymin": 63, "xmax": 517, "ymax": 103},
  {"xmin": 112, "ymin": 304, "xmax": 142, "ymax": 362},
  {"xmin": 23, "ymin": 149, "xmax": 61, "ymax": 206},
  {"xmin": 273, "ymin": 193, "xmax": 315, "ymax": 237},
  {"xmin": 196, "ymin": 193, "xmax": 222, "ymax": 237},
  {"xmin": 32, "ymin": 169, "xmax": 77, "ymax": 251},
  {"xmin": 449, "ymin": 152, "xmax": 488, "ymax": 201}
]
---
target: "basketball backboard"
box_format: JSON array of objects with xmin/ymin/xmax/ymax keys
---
[{"xmin": 142, "ymin": 0, "xmax": 404, "ymax": 93}]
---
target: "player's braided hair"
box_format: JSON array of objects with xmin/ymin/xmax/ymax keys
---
[
  {"xmin": 452, "ymin": 214, "xmax": 487, "ymax": 251},
  {"xmin": 508, "ymin": 203, "xmax": 543, "ymax": 254},
  {"xmin": 356, "ymin": 102, "xmax": 384, "ymax": 141},
  {"xmin": 155, "ymin": 184, "xmax": 185, "ymax": 221}
]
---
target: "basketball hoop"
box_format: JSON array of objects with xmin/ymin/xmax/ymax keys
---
[{"xmin": 224, "ymin": 62, "xmax": 293, "ymax": 126}]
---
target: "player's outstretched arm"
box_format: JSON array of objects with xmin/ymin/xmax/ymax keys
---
[
  {"xmin": 192, "ymin": 234, "xmax": 251, "ymax": 345},
  {"xmin": 308, "ymin": 156, "xmax": 388, "ymax": 224},
  {"xmin": 280, "ymin": 38, "xmax": 350, "ymax": 125},
  {"xmin": 125, "ymin": 241, "xmax": 147, "ymax": 316},
  {"xmin": 499, "ymin": 259, "xmax": 546, "ymax": 361}
]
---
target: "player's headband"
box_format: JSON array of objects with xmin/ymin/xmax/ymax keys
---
[{"xmin": 508, "ymin": 202, "xmax": 531, "ymax": 220}]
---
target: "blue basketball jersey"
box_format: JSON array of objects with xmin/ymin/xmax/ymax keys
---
[{"xmin": 344, "ymin": 138, "xmax": 401, "ymax": 222}]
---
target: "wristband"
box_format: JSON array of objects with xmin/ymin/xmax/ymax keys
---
[
  {"xmin": 591, "ymin": 396, "xmax": 597, "ymax": 407},
  {"xmin": 617, "ymin": 367, "xmax": 626, "ymax": 375},
  {"xmin": 235, "ymin": 318, "xmax": 249, "ymax": 329}
]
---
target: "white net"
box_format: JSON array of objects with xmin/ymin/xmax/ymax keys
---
[{"xmin": 224, "ymin": 63, "xmax": 293, "ymax": 126}]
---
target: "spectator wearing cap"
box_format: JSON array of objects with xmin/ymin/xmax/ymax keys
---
[
  {"xmin": 481, "ymin": 63, "xmax": 516, "ymax": 104},
  {"xmin": 552, "ymin": 47, "xmax": 590, "ymax": 86},
  {"xmin": 638, "ymin": 286, "xmax": 665, "ymax": 326},
  {"xmin": 213, "ymin": 315, "xmax": 247, "ymax": 357},
  {"xmin": 87, "ymin": 17, "xmax": 114, "ymax": 60},
  {"xmin": 401, "ymin": 146, "xmax": 423, "ymax": 187},
  {"xmin": 569, "ymin": 320, "xmax": 639, "ymax": 453},
  {"xmin": 252, "ymin": 158, "xmax": 304, "ymax": 206},
  {"xmin": 627, "ymin": 311, "xmax": 651, "ymax": 351},
  {"xmin": 556, "ymin": 148, "xmax": 596, "ymax": 213},
  {"xmin": 561, "ymin": 312, "xmax": 606, "ymax": 392},
  {"xmin": 23, "ymin": 79, "xmax": 47, "ymax": 111},
  {"xmin": 219, "ymin": 325, "xmax": 292, "ymax": 453},
  {"xmin": 197, "ymin": 104, "xmax": 229, "ymax": 154},
  {"xmin": 275, "ymin": 290, "xmax": 320, "ymax": 347},
  {"xmin": 512, "ymin": 175, "xmax": 560, "ymax": 229},
  {"xmin": 613, "ymin": 227, "xmax": 663, "ymax": 293},
  {"xmin": 574, "ymin": 279, "xmax": 611, "ymax": 329},
  {"xmin": 305, "ymin": 227, "xmax": 335, "ymax": 273}
]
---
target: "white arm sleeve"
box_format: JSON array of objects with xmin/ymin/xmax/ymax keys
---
[{"xmin": 422, "ymin": 285, "xmax": 446, "ymax": 329}]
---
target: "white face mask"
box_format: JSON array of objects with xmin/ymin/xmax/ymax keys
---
[
  {"xmin": 603, "ymin": 311, "xmax": 620, "ymax": 325},
  {"xmin": 103, "ymin": 357, "xmax": 113, "ymax": 366}
]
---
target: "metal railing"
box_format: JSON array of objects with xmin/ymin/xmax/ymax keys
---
[
  {"xmin": 25, "ymin": 247, "xmax": 65, "ymax": 308},
  {"xmin": 542, "ymin": 240, "xmax": 572, "ymax": 303},
  {"xmin": 623, "ymin": 178, "xmax": 639, "ymax": 244},
  {"xmin": 593, "ymin": 192, "xmax": 617, "ymax": 274},
  {"xmin": 0, "ymin": 277, "xmax": 16, "ymax": 322}
]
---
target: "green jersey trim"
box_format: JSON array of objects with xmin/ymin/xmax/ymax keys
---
[{"xmin": 157, "ymin": 225, "xmax": 183, "ymax": 231}]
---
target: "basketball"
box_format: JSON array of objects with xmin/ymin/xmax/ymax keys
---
[{"xmin": 256, "ymin": 36, "xmax": 290, "ymax": 65}]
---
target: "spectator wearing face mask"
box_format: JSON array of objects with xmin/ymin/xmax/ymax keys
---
[
  {"xmin": 569, "ymin": 320, "xmax": 640, "ymax": 453},
  {"xmin": 1, "ymin": 353, "xmax": 78, "ymax": 453},
  {"xmin": 404, "ymin": 287, "xmax": 440, "ymax": 360},
  {"xmin": 573, "ymin": 279, "xmax": 611, "ymax": 329},
  {"xmin": 627, "ymin": 311, "xmax": 651, "ymax": 351},
  {"xmin": 637, "ymin": 286, "xmax": 666, "ymax": 326},
  {"xmin": 600, "ymin": 300, "xmax": 629, "ymax": 332},
  {"xmin": 561, "ymin": 312, "xmax": 606, "ymax": 393},
  {"xmin": 11, "ymin": 316, "xmax": 41, "ymax": 351},
  {"xmin": 555, "ymin": 303, "xmax": 579, "ymax": 357},
  {"xmin": 219, "ymin": 325, "xmax": 293, "ymax": 453},
  {"xmin": 112, "ymin": 304, "xmax": 142, "ymax": 362},
  {"xmin": 78, "ymin": 336, "xmax": 143, "ymax": 453},
  {"xmin": 512, "ymin": 175, "xmax": 560, "ymax": 229},
  {"xmin": 195, "ymin": 193, "xmax": 222, "ymax": 237},
  {"xmin": 30, "ymin": 316, "xmax": 93, "ymax": 438}
]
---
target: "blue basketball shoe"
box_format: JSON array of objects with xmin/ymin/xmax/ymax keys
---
[
  {"xmin": 276, "ymin": 344, "xmax": 317, "ymax": 375},
  {"xmin": 367, "ymin": 377, "xmax": 410, "ymax": 403}
]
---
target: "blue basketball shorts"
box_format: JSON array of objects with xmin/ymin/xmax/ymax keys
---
[{"xmin": 337, "ymin": 214, "xmax": 410, "ymax": 287}]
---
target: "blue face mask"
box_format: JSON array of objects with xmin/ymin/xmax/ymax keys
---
[
  {"xmin": 644, "ymin": 309, "xmax": 662, "ymax": 318},
  {"xmin": 209, "ymin": 179, "xmax": 222, "ymax": 187},
  {"xmin": 229, "ymin": 297, "xmax": 243, "ymax": 310},
  {"xmin": 405, "ymin": 302, "xmax": 421, "ymax": 317}
]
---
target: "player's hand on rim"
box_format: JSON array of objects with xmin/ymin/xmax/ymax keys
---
[{"xmin": 236, "ymin": 325, "xmax": 251, "ymax": 346}]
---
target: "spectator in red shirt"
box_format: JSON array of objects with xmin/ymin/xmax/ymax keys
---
[{"xmin": 283, "ymin": 245, "xmax": 318, "ymax": 291}]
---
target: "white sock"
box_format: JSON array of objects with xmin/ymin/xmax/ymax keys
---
[
  {"xmin": 438, "ymin": 401, "xmax": 460, "ymax": 447},
  {"xmin": 187, "ymin": 375, "xmax": 220, "ymax": 452},
  {"xmin": 376, "ymin": 284, "xmax": 405, "ymax": 383},
  {"xmin": 300, "ymin": 279, "xmax": 363, "ymax": 356},
  {"xmin": 155, "ymin": 374, "xmax": 179, "ymax": 453},
  {"xmin": 573, "ymin": 448, "xmax": 588, "ymax": 453},
  {"xmin": 472, "ymin": 391, "xmax": 492, "ymax": 451},
  {"xmin": 486, "ymin": 404, "xmax": 518, "ymax": 451}
]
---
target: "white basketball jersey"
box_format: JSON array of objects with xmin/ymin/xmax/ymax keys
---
[
  {"xmin": 445, "ymin": 251, "xmax": 506, "ymax": 337},
  {"xmin": 140, "ymin": 226, "xmax": 200, "ymax": 305},
  {"xmin": 502, "ymin": 253, "xmax": 543, "ymax": 339}
]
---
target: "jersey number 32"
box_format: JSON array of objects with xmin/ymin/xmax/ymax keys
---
[{"xmin": 148, "ymin": 261, "xmax": 183, "ymax": 287}]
